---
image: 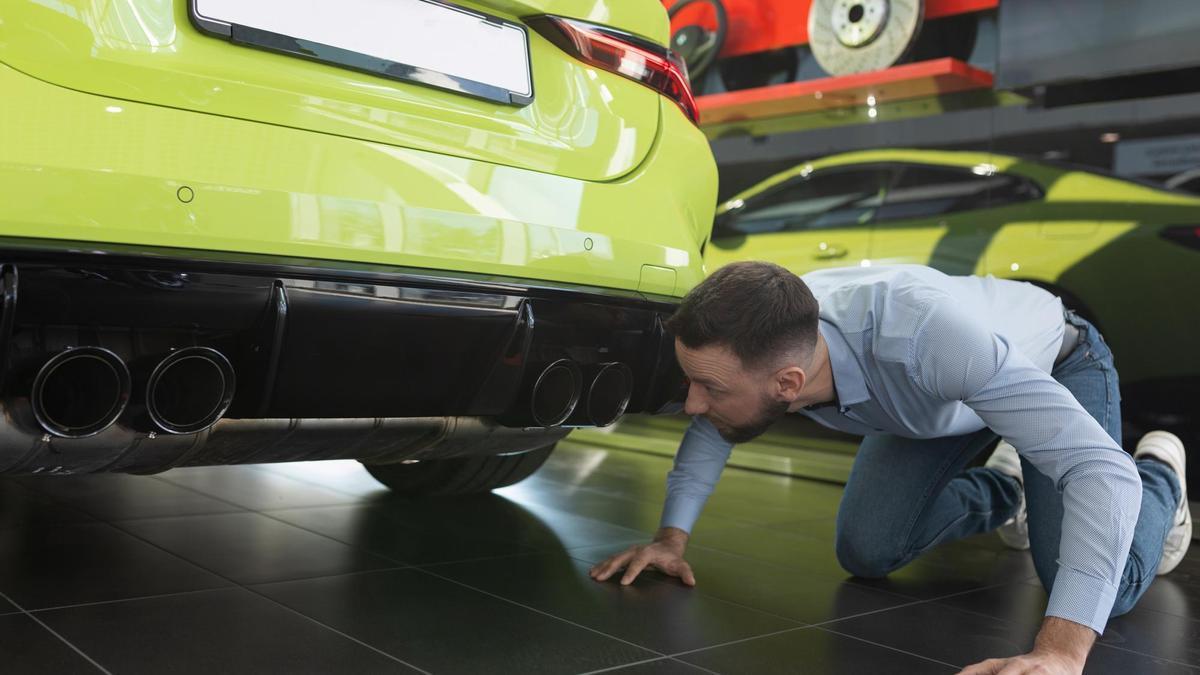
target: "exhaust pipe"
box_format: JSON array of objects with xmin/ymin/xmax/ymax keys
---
[
  {"xmin": 146, "ymin": 347, "xmax": 236, "ymax": 434},
  {"xmin": 529, "ymin": 359, "xmax": 582, "ymax": 427},
  {"xmin": 584, "ymin": 362, "xmax": 633, "ymax": 427},
  {"xmin": 32, "ymin": 347, "xmax": 131, "ymax": 438}
]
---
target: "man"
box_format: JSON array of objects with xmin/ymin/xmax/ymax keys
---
[{"xmin": 590, "ymin": 262, "xmax": 1191, "ymax": 675}]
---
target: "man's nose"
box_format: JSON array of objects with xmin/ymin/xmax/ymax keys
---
[{"xmin": 683, "ymin": 383, "xmax": 708, "ymax": 416}]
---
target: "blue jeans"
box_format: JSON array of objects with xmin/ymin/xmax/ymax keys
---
[{"xmin": 834, "ymin": 312, "xmax": 1181, "ymax": 619}]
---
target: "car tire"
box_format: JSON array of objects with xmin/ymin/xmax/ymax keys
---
[{"xmin": 361, "ymin": 444, "xmax": 555, "ymax": 496}]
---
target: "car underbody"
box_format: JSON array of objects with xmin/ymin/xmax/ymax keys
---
[{"xmin": 0, "ymin": 239, "xmax": 685, "ymax": 476}]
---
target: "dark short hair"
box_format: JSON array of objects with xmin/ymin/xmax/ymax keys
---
[{"xmin": 665, "ymin": 261, "xmax": 820, "ymax": 370}]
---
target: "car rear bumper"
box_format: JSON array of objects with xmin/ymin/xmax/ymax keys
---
[
  {"xmin": 0, "ymin": 241, "xmax": 685, "ymax": 475},
  {"xmin": 0, "ymin": 59, "xmax": 715, "ymax": 298}
]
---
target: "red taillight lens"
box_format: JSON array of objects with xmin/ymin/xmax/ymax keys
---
[
  {"xmin": 1160, "ymin": 225, "xmax": 1200, "ymax": 250},
  {"xmin": 528, "ymin": 16, "xmax": 699, "ymax": 124}
]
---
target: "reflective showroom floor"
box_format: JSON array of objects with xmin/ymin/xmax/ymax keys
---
[{"xmin": 0, "ymin": 439, "xmax": 1196, "ymax": 674}]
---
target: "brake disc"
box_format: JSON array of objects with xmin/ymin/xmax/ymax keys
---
[{"xmin": 808, "ymin": 0, "xmax": 924, "ymax": 76}]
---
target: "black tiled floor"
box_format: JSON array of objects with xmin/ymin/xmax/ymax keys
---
[
  {"xmin": 116, "ymin": 512, "xmax": 399, "ymax": 585},
  {"xmin": 38, "ymin": 587, "xmax": 418, "ymax": 674},
  {"xmin": 0, "ymin": 481, "xmax": 95, "ymax": 531},
  {"xmin": 264, "ymin": 502, "xmax": 539, "ymax": 565},
  {"xmin": 0, "ymin": 441, "xmax": 1195, "ymax": 673},
  {"xmin": 0, "ymin": 612, "xmax": 101, "ymax": 674},
  {"xmin": 431, "ymin": 553, "xmax": 800, "ymax": 654},
  {"xmin": 157, "ymin": 465, "xmax": 359, "ymax": 510},
  {"xmin": 16, "ymin": 472, "xmax": 240, "ymax": 521},
  {"xmin": 0, "ymin": 522, "xmax": 229, "ymax": 609},
  {"xmin": 597, "ymin": 657, "xmax": 714, "ymax": 674},
  {"xmin": 255, "ymin": 568, "xmax": 655, "ymax": 674},
  {"xmin": 679, "ymin": 626, "xmax": 959, "ymax": 674},
  {"xmin": 567, "ymin": 544, "xmax": 915, "ymax": 625}
]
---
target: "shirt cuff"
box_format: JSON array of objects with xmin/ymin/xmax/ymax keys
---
[
  {"xmin": 660, "ymin": 495, "xmax": 709, "ymax": 534},
  {"xmin": 1045, "ymin": 565, "xmax": 1120, "ymax": 635}
]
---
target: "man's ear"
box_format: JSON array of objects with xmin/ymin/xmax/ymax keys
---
[{"xmin": 774, "ymin": 366, "xmax": 807, "ymax": 403}]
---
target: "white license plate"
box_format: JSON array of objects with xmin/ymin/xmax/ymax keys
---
[{"xmin": 190, "ymin": 0, "xmax": 533, "ymax": 105}]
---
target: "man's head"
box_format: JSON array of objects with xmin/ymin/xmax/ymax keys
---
[{"xmin": 665, "ymin": 261, "xmax": 821, "ymax": 443}]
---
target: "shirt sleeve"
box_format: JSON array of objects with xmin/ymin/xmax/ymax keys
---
[
  {"xmin": 660, "ymin": 415, "xmax": 734, "ymax": 533},
  {"xmin": 909, "ymin": 301, "xmax": 1141, "ymax": 635}
]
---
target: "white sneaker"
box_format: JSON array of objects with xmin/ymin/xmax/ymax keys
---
[
  {"xmin": 986, "ymin": 440, "xmax": 1029, "ymax": 550},
  {"xmin": 1134, "ymin": 431, "xmax": 1192, "ymax": 575}
]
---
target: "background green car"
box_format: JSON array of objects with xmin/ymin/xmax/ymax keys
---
[
  {"xmin": 0, "ymin": 0, "xmax": 715, "ymax": 492},
  {"xmin": 708, "ymin": 149, "xmax": 1200, "ymax": 441}
]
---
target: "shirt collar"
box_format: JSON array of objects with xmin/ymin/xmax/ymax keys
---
[{"xmin": 818, "ymin": 319, "xmax": 871, "ymax": 408}]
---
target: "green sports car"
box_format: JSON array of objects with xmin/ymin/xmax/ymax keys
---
[
  {"xmin": 0, "ymin": 0, "xmax": 716, "ymax": 492},
  {"xmin": 708, "ymin": 149, "xmax": 1200, "ymax": 436}
]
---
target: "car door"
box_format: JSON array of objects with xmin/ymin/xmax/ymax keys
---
[
  {"xmin": 869, "ymin": 163, "xmax": 1041, "ymax": 276},
  {"xmin": 707, "ymin": 166, "xmax": 888, "ymax": 274}
]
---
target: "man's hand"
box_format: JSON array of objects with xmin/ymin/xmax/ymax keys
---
[
  {"xmin": 589, "ymin": 527, "xmax": 695, "ymax": 586},
  {"xmin": 958, "ymin": 616, "xmax": 1094, "ymax": 675}
]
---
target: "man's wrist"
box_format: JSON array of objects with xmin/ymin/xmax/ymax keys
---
[
  {"xmin": 1033, "ymin": 616, "xmax": 1096, "ymax": 667},
  {"xmin": 654, "ymin": 526, "xmax": 690, "ymax": 551}
]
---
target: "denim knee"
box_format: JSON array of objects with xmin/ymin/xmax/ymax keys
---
[{"xmin": 834, "ymin": 527, "xmax": 905, "ymax": 578}]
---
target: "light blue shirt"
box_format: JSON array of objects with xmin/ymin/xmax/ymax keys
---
[{"xmin": 662, "ymin": 265, "xmax": 1141, "ymax": 635}]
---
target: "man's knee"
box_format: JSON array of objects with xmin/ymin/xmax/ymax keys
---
[{"xmin": 834, "ymin": 527, "xmax": 905, "ymax": 578}]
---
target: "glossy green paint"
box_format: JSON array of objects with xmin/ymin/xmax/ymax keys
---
[
  {"xmin": 708, "ymin": 149, "xmax": 1200, "ymax": 385},
  {"xmin": 0, "ymin": 0, "xmax": 666, "ymax": 182},
  {"xmin": 0, "ymin": 58, "xmax": 716, "ymax": 296}
]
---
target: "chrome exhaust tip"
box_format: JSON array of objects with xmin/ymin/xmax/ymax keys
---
[
  {"xmin": 32, "ymin": 347, "xmax": 131, "ymax": 438},
  {"xmin": 146, "ymin": 347, "xmax": 236, "ymax": 434},
  {"xmin": 585, "ymin": 362, "xmax": 633, "ymax": 427},
  {"xmin": 530, "ymin": 359, "xmax": 582, "ymax": 427}
]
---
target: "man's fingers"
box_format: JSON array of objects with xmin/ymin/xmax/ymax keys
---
[
  {"xmin": 620, "ymin": 554, "xmax": 651, "ymax": 585},
  {"xmin": 668, "ymin": 559, "xmax": 697, "ymax": 586},
  {"xmin": 591, "ymin": 549, "xmax": 635, "ymax": 581},
  {"xmin": 956, "ymin": 658, "xmax": 1008, "ymax": 675}
]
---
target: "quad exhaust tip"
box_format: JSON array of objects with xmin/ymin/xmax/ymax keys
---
[
  {"xmin": 146, "ymin": 347, "xmax": 236, "ymax": 434},
  {"xmin": 585, "ymin": 362, "xmax": 633, "ymax": 428},
  {"xmin": 32, "ymin": 347, "xmax": 131, "ymax": 438},
  {"xmin": 530, "ymin": 359, "xmax": 582, "ymax": 427}
]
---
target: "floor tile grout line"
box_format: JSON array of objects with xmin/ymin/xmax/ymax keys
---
[
  {"xmin": 415, "ymin": 566, "xmax": 670, "ymax": 659},
  {"xmin": 575, "ymin": 655, "xmax": 723, "ymax": 675},
  {"xmin": 572, "ymin": 656, "xmax": 675, "ymax": 675},
  {"xmin": 662, "ymin": 624, "xmax": 819, "ymax": 661},
  {"xmin": 100, "ymin": 523, "xmax": 433, "ymax": 674},
  {"xmin": 1091, "ymin": 642, "xmax": 1200, "ymax": 670},
  {"xmin": 798, "ymin": 579, "xmax": 1036, "ymax": 631},
  {"xmin": 814, "ymin": 626, "xmax": 965, "ymax": 670},
  {"xmin": 26, "ymin": 587, "xmax": 231, "ymax": 616},
  {"xmin": 0, "ymin": 590, "xmax": 114, "ymax": 675}
]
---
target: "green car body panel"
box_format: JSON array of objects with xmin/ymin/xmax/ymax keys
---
[
  {"xmin": 708, "ymin": 149, "xmax": 1200, "ymax": 426},
  {"xmin": 0, "ymin": 0, "xmax": 714, "ymax": 297}
]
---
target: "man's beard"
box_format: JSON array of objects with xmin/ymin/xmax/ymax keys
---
[{"xmin": 712, "ymin": 397, "xmax": 790, "ymax": 444}]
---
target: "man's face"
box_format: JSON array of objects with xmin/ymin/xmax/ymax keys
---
[{"xmin": 675, "ymin": 339, "xmax": 790, "ymax": 444}]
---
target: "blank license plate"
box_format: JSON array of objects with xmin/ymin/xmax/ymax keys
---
[{"xmin": 190, "ymin": 0, "xmax": 533, "ymax": 105}]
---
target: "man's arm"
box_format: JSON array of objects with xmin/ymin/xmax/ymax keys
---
[
  {"xmin": 590, "ymin": 415, "xmax": 733, "ymax": 585},
  {"xmin": 911, "ymin": 302, "xmax": 1141, "ymax": 667},
  {"xmin": 661, "ymin": 415, "xmax": 735, "ymax": 533}
]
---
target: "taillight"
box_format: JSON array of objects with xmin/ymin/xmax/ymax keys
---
[
  {"xmin": 528, "ymin": 16, "xmax": 699, "ymax": 124},
  {"xmin": 1160, "ymin": 225, "xmax": 1200, "ymax": 250}
]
